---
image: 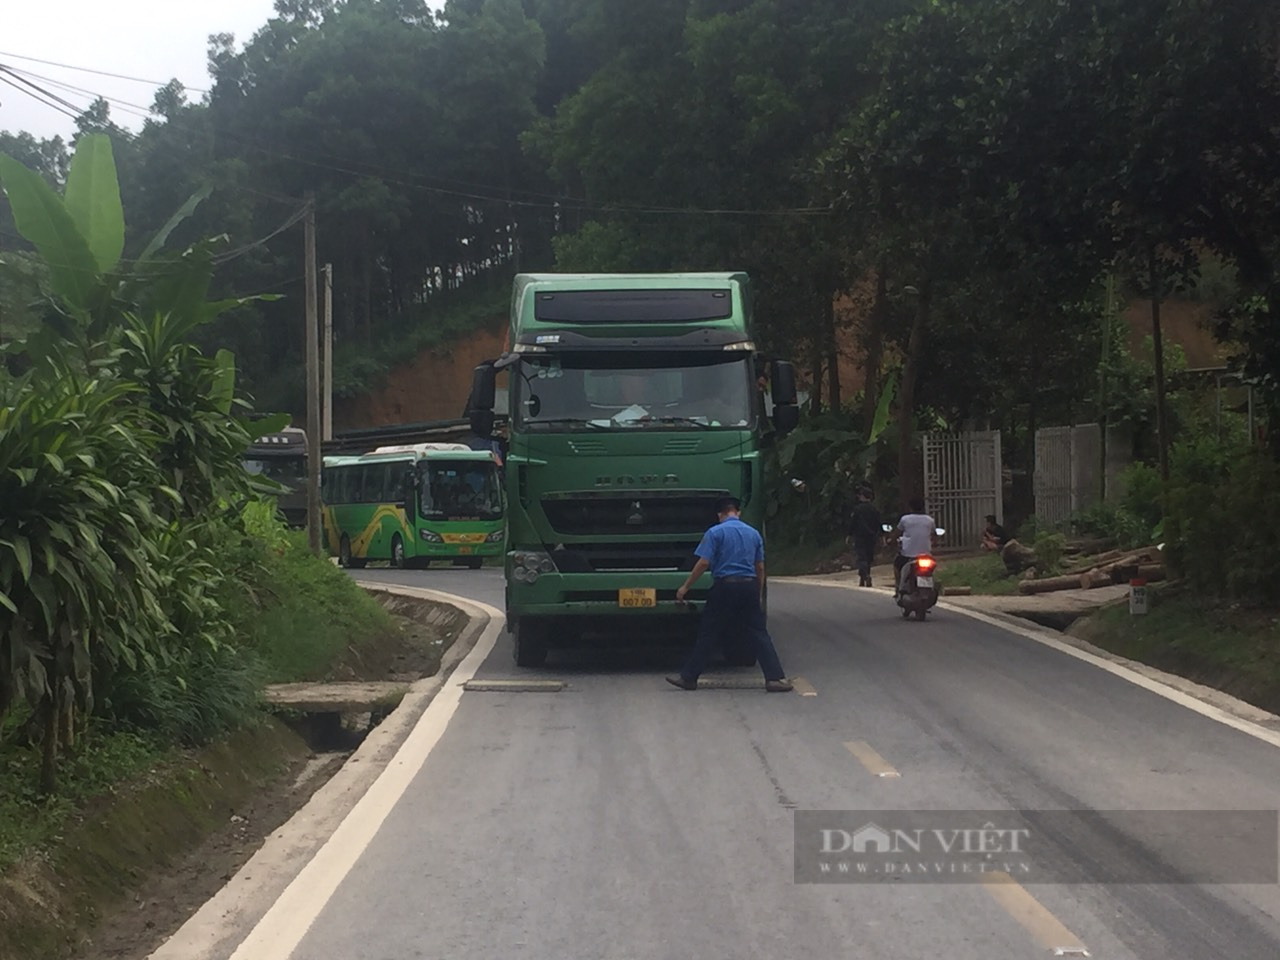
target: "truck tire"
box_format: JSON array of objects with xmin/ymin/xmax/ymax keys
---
[{"xmin": 512, "ymin": 618, "xmax": 549, "ymax": 668}]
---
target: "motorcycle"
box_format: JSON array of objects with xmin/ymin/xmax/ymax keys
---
[{"xmin": 881, "ymin": 523, "xmax": 946, "ymax": 620}]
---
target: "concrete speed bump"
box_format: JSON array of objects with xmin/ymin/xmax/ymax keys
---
[{"xmin": 463, "ymin": 679, "xmax": 566, "ymax": 692}]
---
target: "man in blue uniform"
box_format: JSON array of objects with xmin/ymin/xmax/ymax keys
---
[{"xmin": 667, "ymin": 497, "xmax": 793, "ymax": 692}]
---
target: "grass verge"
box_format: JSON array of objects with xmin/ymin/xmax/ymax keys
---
[
  {"xmin": 937, "ymin": 553, "xmax": 1022, "ymax": 595},
  {"xmin": 1072, "ymin": 586, "xmax": 1280, "ymax": 714},
  {"xmin": 242, "ymin": 530, "xmax": 396, "ymax": 682}
]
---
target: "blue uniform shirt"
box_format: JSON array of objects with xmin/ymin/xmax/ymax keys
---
[{"xmin": 695, "ymin": 516, "xmax": 764, "ymax": 579}]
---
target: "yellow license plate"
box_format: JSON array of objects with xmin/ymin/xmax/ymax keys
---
[
  {"xmin": 618, "ymin": 588, "xmax": 656, "ymax": 608},
  {"xmin": 442, "ymin": 533, "xmax": 487, "ymax": 544}
]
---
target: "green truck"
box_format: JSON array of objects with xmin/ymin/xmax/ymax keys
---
[{"xmin": 468, "ymin": 273, "xmax": 799, "ymax": 666}]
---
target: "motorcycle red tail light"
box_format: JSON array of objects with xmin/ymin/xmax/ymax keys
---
[{"xmin": 916, "ymin": 556, "xmax": 936, "ymax": 572}]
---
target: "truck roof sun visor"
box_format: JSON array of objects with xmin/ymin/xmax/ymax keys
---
[{"xmin": 534, "ymin": 289, "xmax": 733, "ymax": 323}]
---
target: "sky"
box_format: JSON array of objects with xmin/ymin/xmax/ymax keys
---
[{"xmin": 1, "ymin": 0, "xmax": 440, "ymax": 143}]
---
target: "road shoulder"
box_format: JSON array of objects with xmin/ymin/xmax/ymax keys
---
[{"xmin": 147, "ymin": 586, "xmax": 497, "ymax": 960}]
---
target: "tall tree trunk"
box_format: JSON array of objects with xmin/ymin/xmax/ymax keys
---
[
  {"xmin": 39, "ymin": 689, "xmax": 59, "ymax": 796},
  {"xmin": 897, "ymin": 289, "xmax": 930, "ymax": 507},
  {"xmin": 1149, "ymin": 248, "xmax": 1170, "ymax": 485},
  {"xmin": 860, "ymin": 263, "xmax": 887, "ymax": 430},
  {"xmin": 362, "ymin": 222, "xmax": 373, "ymax": 346},
  {"xmin": 824, "ymin": 291, "xmax": 841, "ymax": 412},
  {"xmin": 809, "ymin": 343, "xmax": 823, "ymax": 416}
]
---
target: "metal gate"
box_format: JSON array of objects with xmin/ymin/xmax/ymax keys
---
[
  {"xmin": 923, "ymin": 431, "xmax": 1003, "ymax": 548},
  {"xmin": 1034, "ymin": 424, "xmax": 1101, "ymax": 528}
]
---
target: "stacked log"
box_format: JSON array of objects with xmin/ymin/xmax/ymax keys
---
[{"xmin": 1018, "ymin": 545, "xmax": 1168, "ymax": 594}]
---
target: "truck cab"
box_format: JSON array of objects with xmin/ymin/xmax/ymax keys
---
[{"xmin": 469, "ymin": 273, "xmax": 798, "ymax": 666}]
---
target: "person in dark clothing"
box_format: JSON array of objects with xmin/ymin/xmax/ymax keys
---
[
  {"xmin": 847, "ymin": 485, "xmax": 882, "ymax": 587},
  {"xmin": 981, "ymin": 514, "xmax": 1008, "ymax": 551},
  {"xmin": 667, "ymin": 497, "xmax": 792, "ymax": 692}
]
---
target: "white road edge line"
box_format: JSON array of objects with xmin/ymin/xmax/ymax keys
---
[
  {"xmin": 784, "ymin": 577, "xmax": 1280, "ymax": 752},
  {"xmin": 225, "ymin": 591, "xmax": 504, "ymax": 960}
]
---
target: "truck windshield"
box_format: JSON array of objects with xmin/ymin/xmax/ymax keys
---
[
  {"xmin": 515, "ymin": 355, "xmax": 755, "ymax": 430},
  {"xmin": 418, "ymin": 460, "xmax": 503, "ymax": 519}
]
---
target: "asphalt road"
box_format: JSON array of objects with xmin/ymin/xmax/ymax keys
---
[{"xmin": 262, "ymin": 566, "xmax": 1280, "ymax": 960}]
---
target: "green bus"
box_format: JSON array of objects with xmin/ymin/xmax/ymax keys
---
[
  {"xmin": 322, "ymin": 443, "xmax": 505, "ymax": 569},
  {"xmin": 467, "ymin": 273, "xmax": 799, "ymax": 666}
]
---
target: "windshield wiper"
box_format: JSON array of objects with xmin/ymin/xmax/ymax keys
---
[
  {"xmin": 525, "ymin": 417, "xmax": 609, "ymax": 430},
  {"xmin": 646, "ymin": 416, "xmax": 714, "ymax": 429}
]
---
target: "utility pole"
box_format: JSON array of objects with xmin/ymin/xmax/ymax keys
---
[
  {"xmin": 304, "ymin": 193, "xmax": 323, "ymax": 556},
  {"xmin": 323, "ymin": 262, "xmax": 334, "ymax": 441}
]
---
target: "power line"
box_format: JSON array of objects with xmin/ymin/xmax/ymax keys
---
[
  {"xmin": 0, "ymin": 49, "xmax": 209, "ymax": 95},
  {"xmin": 212, "ymin": 204, "xmax": 310, "ymax": 264},
  {"xmin": 1, "ymin": 55, "xmax": 831, "ymax": 219},
  {"xmin": 0, "ymin": 73, "xmax": 78, "ymax": 121},
  {"xmin": 223, "ymin": 135, "xmax": 831, "ymax": 218},
  {"xmin": 0, "ymin": 67, "xmax": 83, "ymax": 121},
  {"xmin": 4, "ymin": 64, "xmax": 154, "ymax": 120}
]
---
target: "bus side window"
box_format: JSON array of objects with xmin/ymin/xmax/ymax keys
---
[
  {"xmin": 387, "ymin": 464, "xmax": 407, "ymax": 503},
  {"xmin": 332, "ymin": 463, "xmax": 348, "ymax": 504}
]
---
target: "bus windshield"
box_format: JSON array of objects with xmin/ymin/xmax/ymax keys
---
[
  {"xmin": 244, "ymin": 457, "xmax": 306, "ymax": 485},
  {"xmin": 514, "ymin": 355, "xmax": 755, "ymax": 430},
  {"xmin": 419, "ymin": 460, "xmax": 503, "ymax": 520}
]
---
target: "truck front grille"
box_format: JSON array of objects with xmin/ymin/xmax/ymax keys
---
[{"xmin": 541, "ymin": 492, "xmax": 728, "ymax": 537}]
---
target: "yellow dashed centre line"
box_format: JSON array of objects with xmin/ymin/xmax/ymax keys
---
[
  {"xmin": 843, "ymin": 740, "xmax": 901, "ymax": 778},
  {"xmin": 981, "ymin": 872, "xmax": 1091, "ymax": 956},
  {"xmin": 790, "ymin": 676, "xmax": 818, "ymax": 697}
]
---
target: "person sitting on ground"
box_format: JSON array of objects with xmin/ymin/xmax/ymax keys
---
[{"xmin": 981, "ymin": 514, "xmax": 1009, "ymax": 552}]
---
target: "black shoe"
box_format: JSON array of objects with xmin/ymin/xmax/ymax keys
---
[
  {"xmin": 666, "ymin": 675, "xmax": 697, "ymax": 691},
  {"xmin": 765, "ymin": 679, "xmax": 794, "ymax": 693}
]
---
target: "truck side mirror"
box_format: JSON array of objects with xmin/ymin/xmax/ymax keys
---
[
  {"xmin": 771, "ymin": 360, "xmax": 798, "ymax": 405},
  {"xmin": 469, "ymin": 361, "xmax": 497, "ymax": 438},
  {"xmin": 773, "ymin": 403, "xmax": 799, "ymax": 435}
]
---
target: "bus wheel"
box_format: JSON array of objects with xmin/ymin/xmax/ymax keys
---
[
  {"xmin": 512, "ymin": 618, "xmax": 549, "ymax": 668},
  {"xmin": 390, "ymin": 535, "xmax": 406, "ymax": 569},
  {"xmin": 339, "ymin": 536, "xmax": 353, "ymax": 568}
]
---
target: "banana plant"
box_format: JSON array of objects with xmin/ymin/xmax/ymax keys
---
[{"xmin": 0, "ymin": 135, "xmax": 277, "ymax": 793}]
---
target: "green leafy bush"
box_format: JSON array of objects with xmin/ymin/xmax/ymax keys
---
[{"xmin": 1031, "ymin": 531, "xmax": 1067, "ymax": 576}]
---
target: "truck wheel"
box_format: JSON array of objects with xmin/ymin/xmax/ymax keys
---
[
  {"xmin": 512, "ymin": 618, "xmax": 549, "ymax": 668},
  {"xmin": 390, "ymin": 535, "xmax": 406, "ymax": 569}
]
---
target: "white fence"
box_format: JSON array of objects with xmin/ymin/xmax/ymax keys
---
[
  {"xmin": 922, "ymin": 431, "xmax": 1003, "ymax": 548},
  {"xmin": 1034, "ymin": 423, "xmax": 1136, "ymax": 527}
]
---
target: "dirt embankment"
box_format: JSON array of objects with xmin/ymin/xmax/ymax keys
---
[
  {"xmin": 333, "ymin": 325, "xmax": 507, "ymax": 430},
  {"xmin": 0, "ymin": 593, "xmax": 464, "ymax": 960}
]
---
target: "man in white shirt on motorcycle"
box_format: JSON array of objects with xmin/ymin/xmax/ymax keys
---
[{"xmin": 894, "ymin": 497, "xmax": 937, "ymax": 597}]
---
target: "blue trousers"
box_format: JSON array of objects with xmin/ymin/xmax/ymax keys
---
[{"xmin": 680, "ymin": 579, "xmax": 786, "ymax": 682}]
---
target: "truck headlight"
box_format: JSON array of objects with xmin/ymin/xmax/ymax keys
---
[{"xmin": 512, "ymin": 550, "xmax": 555, "ymax": 583}]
